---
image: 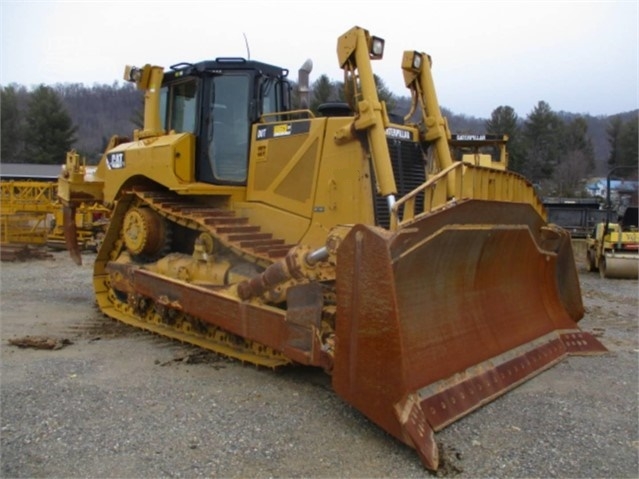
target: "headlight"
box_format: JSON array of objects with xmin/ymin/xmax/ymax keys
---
[
  {"xmin": 370, "ymin": 36, "xmax": 385, "ymax": 59},
  {"xmin": 412, "ymin": 52, "xmax": 422, "ymax": 70},
  {"xmin": 401, "ymin": 51, "xmax": 424, "ymax": 74}
]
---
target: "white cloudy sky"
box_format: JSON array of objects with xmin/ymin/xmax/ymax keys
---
[{"xmin": 1, "ymin": 0, "xmax": 637, "ymax": 118}]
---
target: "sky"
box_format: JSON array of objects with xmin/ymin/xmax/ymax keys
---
[{"xmin": 1, "ymin": 0, "xmax": 637, "ymax": 119}]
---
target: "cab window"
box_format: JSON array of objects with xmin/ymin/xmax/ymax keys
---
[{"xmin": 160, "ymin": 79, "xmax": 199, "ymax": 133}]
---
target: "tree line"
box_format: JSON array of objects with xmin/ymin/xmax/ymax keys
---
[
  {"xmin": 1, "ymin": 82, "xmax": 141, "ymax": 165},
  {"xmin": 1, "ymin": 79, "xmax": 636, "ymax": 197},
  {"xmin": 310, "ymin": 74, "xmax": 637, "ymax": 196}
]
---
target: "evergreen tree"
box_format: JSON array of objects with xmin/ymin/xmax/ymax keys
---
[
  {"xmin": 563, "ymin": 116, "xmax": 595, "ymax": 171},
  {"xmin": 617, "ymin": 116, "xmax": 638, "ymax": 168},
  {"xmin": 334, "ymin": 80, "xmax": 347, "ymax": 103},
  {"xmin": 0, "ymin": 86, "xmax": 24, "ymax": 163},
  {"xmin": 522, "ymin": 101, "xmax": 565, "ymax": 186},
  {"xmin": 311, "ymin": 74, "xmax": 395, "ymax": 115},
  {"xmin": 373, "ymin": 74, "xmax": 396, "ymax": 112},
  {"xmin": 486, "ymin": 105, "xmax": 518, "ymax": 135},
  {"xmin": 606, "ymin": 115, "xmax": 624, "ymax": 167},
  {"xmin": 310, "ymin": 75, "xmax": 336, "ymax": 114},
  {"xmin": 23, "ymin": 85, "xmax": 77, "ymax": 164},
  {"xmin": 485, "ymin": 106, "xmax": 524, "ymax": 173}
]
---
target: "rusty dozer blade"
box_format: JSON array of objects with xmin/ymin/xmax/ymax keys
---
[
  {"xmin": 332, "ymin": 200, "xmax": 607, "ymax": 471},
  {"xmin": 62, "ymin": 204, "xmax": 82, "ymax": 266}
]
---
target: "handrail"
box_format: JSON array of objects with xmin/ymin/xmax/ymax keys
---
[
  {"xmin": 0, "ymin": 181, "xmax": 58, "ymax": 214},
  {"xmin": 390, "ymin": 162, "xmax": 545, "ymax": 231},
  {"xmin": 259, "ymin": 109, "xmax": 316, "ymax": 123}
]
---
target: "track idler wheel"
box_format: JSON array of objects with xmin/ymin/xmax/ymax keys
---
[{"xmin": 122, "ymin": 206, "xmax": 169, "ymax": 259}]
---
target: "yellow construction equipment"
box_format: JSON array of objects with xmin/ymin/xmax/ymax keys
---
[
  {"xmin": 586, "ymin": 207, "xmax": 639, "ymax": 278},
  {"xmin": 0, "ymin": 157, "xmax": 109, "ymax": 252},
  {"xmin": 45, "ymin": 202, "xmax": 109, "ymax": 251},
  {"xmin": 450, "ymin": 133, "xmax": 509, "ymax": 170},
  {"xmin": 1, "ymin": 180, "xmax": 57, "ymax": 245},
  {"xmin": 586, "ymin": 166, "xmax": 638, "ymax": 279},
  {"xmin": 58, "ymin": 26, "xmax": 606, "ymax": 470}
]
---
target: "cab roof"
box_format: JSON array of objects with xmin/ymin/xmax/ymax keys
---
[{"xmin": 163, "ymin": 58, "xmax": 288, "ymax": 82}]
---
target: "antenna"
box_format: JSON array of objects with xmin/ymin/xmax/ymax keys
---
[{"xmin": 243, "ymin": 33, "xmax": 250, "ymax": 60}]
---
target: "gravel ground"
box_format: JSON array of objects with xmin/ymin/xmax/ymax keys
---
[{"xmin": 0, "ymin": 248, "xmax": 637, "ymax": 478}]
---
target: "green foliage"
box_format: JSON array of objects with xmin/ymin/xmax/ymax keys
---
[
  {"xmin": 373, "ymin": 74, "xmax": 396, "ymax": 112},
  {"xmin": 309, "ymin": 73, "xmax": 395, "ymax": 114},
  {"xmin": 607, "ymin": 115, "xmax": 638, "ymax": 168},
  {"xmin": 521, "ymin": 101, "xmax": 566, "ymax": 183},
  {"xmin": 516, "ymin": 102, "xmax": 598, "ymax": 196},
  {"xmin": 310, "ymin": 75, "xmax": 336, "ymax": 114},
  {"xmin": 618, "ymin": 118, "xmax": 638, "ymax": 167},
  {"xmin": 606, "ymin": 115, "xmax": 623, "ymax": 167},
  {"xmin": 564, "ymin": 116, "xmax": 595, "ymax": 170},
  {"xmin": 555, "ymin": 115, "xmax": 596, "ymax": 196},
  {"xmin": 564, "ymin": 116, "xmax": 592, "ymax": 152},
  {"xmin": 485, "ymin": 106, "xmax": 525, "ymax": 172},
  {"xmin": 23, "ymin": 85, "xmax": 77, "ymax": 164},
  {"xmin": 0, "ymin": 86, "xmax": 23, "ymax": 162},
  {"xmin": 486, "ymin": 106, "xmax": 518, "ymax": 135}
]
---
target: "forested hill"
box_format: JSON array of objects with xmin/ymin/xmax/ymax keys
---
[
  {"xmin": 57, "ymin": 83, "xmax": 143, "ymax": 158},
  {"xmin": 2, "ymin": 81, "xmax": 636, "ymax": 180},
  {"xmin": 392, "ymin": 96, "xmax": 637, "ymax": 177}
]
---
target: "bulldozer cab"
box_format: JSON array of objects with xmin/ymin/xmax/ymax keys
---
[{"xmin": 159, "ymin": 59, "xmax": 291, "ymax": 185}]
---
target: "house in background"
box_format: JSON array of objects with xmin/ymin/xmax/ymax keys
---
[{"xmin": 585, "ymin": 178, "xmax": 638, "ymax": 205}]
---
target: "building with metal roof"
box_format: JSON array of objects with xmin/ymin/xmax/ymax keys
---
[{"xmin": 0, "ymin": 163, "xmax": 61, "ymax": 181}]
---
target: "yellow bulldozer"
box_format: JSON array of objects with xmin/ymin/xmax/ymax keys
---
[{"xmin": 58, "ymin": 26, "xmax": 606, "ymax": 470}]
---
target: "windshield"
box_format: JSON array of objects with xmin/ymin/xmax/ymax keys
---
[{"xmin": 208, "ymin": 74, "xmax": 250, "ymax": 182}]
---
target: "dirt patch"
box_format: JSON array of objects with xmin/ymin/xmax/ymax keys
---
[
  {"xmin": 8, "ymin": 336, "xmax": 73, "ymax": 350},
  {"xmin": 156, "ymin": 349, "xmax": 231, "ymax": 369},
  {"xmin": 0, "ymin": 244, "xmax": 54, "ymax": 262},
  {"xmin": 436, "ymin": 442, "xmax": 464, "ymax": 477},
  {"xmin": 62, "ymin": 313, "xmax": 139, "ymax": 341}
]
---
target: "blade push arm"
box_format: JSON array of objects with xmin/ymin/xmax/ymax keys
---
[
  {"xmin": 401, "ymin": 51, "xmax": 456, "ymax": 194},
  {"xmin": 337, "ymin": 26, "xmax": 397, "ymax": 209}
]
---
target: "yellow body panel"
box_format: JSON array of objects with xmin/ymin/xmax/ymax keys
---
[
  {"xmin": 247, "ymin": 119, "xmax": 324, "ymax": 218},
  {"xmin": 102, "ymin": 132, "xmax": 197, "ymax": 203},
  {"xmin": 245, "ymin": 117, "xmax": 375, "ymax": 247}
]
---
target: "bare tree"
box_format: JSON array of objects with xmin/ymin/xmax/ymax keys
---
[{"xmin": 551, "ymin": 150, "xmax": 591, "ymax": 196}]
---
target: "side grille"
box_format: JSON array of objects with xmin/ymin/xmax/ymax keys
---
[{"xmin": 374, "ymin": 139, "xmax": 425, "ymax": 229}]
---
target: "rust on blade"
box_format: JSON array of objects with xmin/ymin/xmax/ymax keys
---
[
  {"xmin": 417, "ymin": 333, "xmax": 572, "ymax": 430},
  {"xmin": 395, "ymin": 394, "xmax": 438, "ymax": 470},
  {"xmin": 332, "ymin": 200, "xmax": 608, "ymax": 471},
  {"xmin": 560, "ymin": 331, "xmax": 608, "ymax": 355}
]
